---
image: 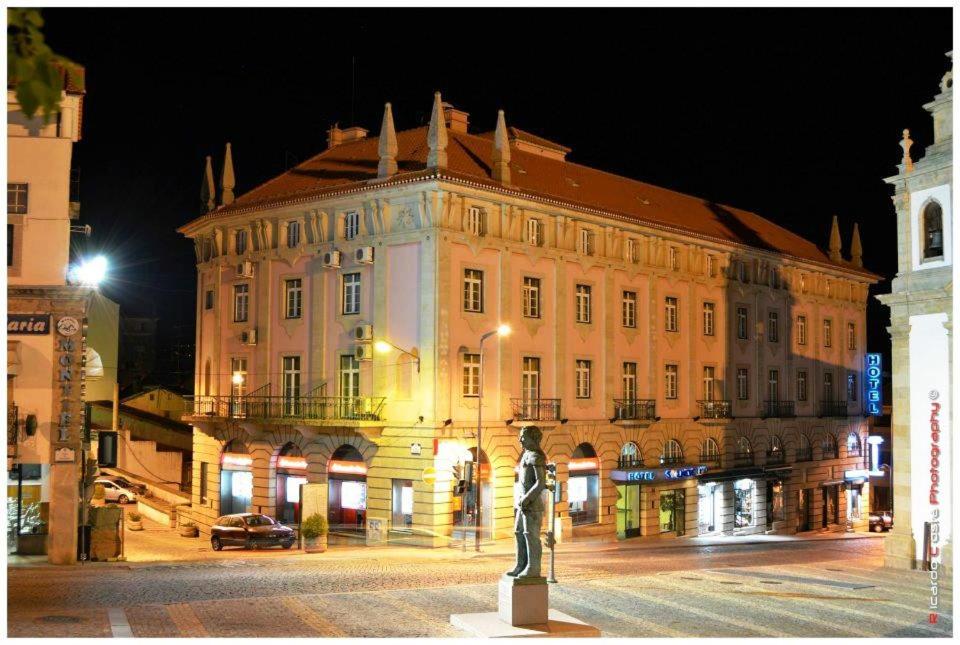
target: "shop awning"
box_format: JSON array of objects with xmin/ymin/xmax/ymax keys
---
[
  {"xmin": 698, "ymin": 467, "xmax": 764, "ymax": 483},
  {"xmin": 763, "ymin": 465, "xmax": 793, "ymax": 475},
  {"xmin": 820, "ymin": 479, "xmax": 846, "ymax": 487}
]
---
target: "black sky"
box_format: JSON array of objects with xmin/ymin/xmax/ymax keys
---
[{"xmin": 45, "ymin": 7, "xmax": 952, "ymax": 363}]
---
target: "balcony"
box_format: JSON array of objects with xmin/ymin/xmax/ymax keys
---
[
  {"xmin": 762, "ymin": 400, "xmax": 796, "ymax": 419},
  {"xmin": 511, "ymin": 398, "xmax": 561, "ymax": 423},
  {"xmin": 821, "ymin": 445, "xmax": 838, "ymax": 459},
  {"xmin": 185, "ymin": 395, "xmax": 386, "ymax": 423},
  {"xmin": 696, "ymin": 400, "xmax": 732, "ymax": 421},
  {"xmin": 765, "ymin": 449, "xmax": 785, "ymax": 465},
  {"xmin": 613, "ymin": 399, "xmax": 657, "ymax": 422},
  {"xmin": 699, "ymin": 452, "xmax": 722, "ymax": 466},
  {"xmin": 819, "ymin": 400, "xmax": 849, "ymax": 418},
  {"xmin": 733, "ymin": 451, "xmax": 755, "ymax": 466},
  {"xmin": 659, "ymin": 455, "xmax": 684, "ymax": 466},
  {"xmin": 796, "ymin": 447, "xmax": 813, "ymax": 462},
  {"xmin": 617, "ymin": 457, "xmax": 645, "ymax": 470}
]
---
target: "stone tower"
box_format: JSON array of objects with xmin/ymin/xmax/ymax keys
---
[{"xmin": 876, "ymin": 52, "xmax": 953, "ymax": 572}]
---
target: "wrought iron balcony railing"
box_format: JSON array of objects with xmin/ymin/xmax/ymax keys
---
[
  {"xmin": 186, "ymin": 395, "xmax": 385, "ymax": 422},
  {"xmin": 819, "ymin": 400, "xmax": 849, "ymax": 418},
  {"xmin": 762, "ymin": 400, "xmax": 796, "ymax": 418},
  {"xmin": 699, "ymin": 452, "xmax": 722, "ymax": 465},
  {"xmin": 821, "ymin": 445, "xmax": 838, "ymax": 459},
  {"xmin": 733, "ymin": 451, "xmax": 755, "ymax": 466},
  {"xmin": 660, "ymin": 455, "xmax": 684, "ymax": 466},
  {"xmin": 765, "ymin": 449, "xmax": 785, "ymax": 465},
  {"xmin": 696, "ymin": 400, "xmax": 732, "ymax": 420},
  {"xmin": 796, "ymin": 447, "xmax": 813, "ymax": 462},
  {"xmin": 510, "ymin": 398, "xmax": 561, "ymax": 422},
  {"xmin": 613, "ymin": 399, "xmax": 657, "ymax": 421},
  {"xmin": 617, "ymin": 457, "xmax": 645, "ymax": 470}
]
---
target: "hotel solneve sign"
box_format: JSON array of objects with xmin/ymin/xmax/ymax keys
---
[{"xmin": 611, "ymin": 465, "xmax": 708, "ymax": 483}]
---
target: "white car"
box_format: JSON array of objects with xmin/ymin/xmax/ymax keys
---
[{"xmin": 95, "ymin": 479, "xmax": 138, "ymax": 504}]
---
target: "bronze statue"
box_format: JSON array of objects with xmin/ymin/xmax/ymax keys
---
[{"xmin": 506, "ymin": 426, "xmax": 547, "ymax": 578}]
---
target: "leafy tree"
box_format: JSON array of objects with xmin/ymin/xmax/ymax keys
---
[{"xmin": 8, "ymin": 8, "xmax": 84, "ymax": 122}]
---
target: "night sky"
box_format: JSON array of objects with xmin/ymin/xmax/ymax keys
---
[{"xmin": 44, "ymin": 7, "xmax": 952, "ymax": 380}]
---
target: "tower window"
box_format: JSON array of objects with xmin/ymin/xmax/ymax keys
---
[{"xmin": 923, "ymin": 201, "xmax": 944, "ymax": 260}]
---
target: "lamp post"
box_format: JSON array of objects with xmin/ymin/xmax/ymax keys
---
[
  {"xmin": 475, "ymin": 324, "xmax": 510, "ymax": 552},
  {"xmin": 373, "ymin": 339, "xmax": 420, "ymax": 373}
]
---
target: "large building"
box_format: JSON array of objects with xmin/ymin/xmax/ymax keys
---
[
  {"xmin": 179, "ymin": 95, "xmax": 879, "ymax": 547},
  {"xmin": 877, "ymin": 52, "xmax": 953, "ymax": 571},
  {"xmin": 7, "ymin": 69, "xmax": 94, "ymax": 563}
]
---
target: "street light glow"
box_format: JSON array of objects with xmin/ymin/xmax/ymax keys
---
[
  {"xmin": 70, "ymin": 255, "xmax": 108, "ymax": 286},
  {"xmin": 232, "ymin": 372, "xmax": 244, "ymax": 385},
  {"xmin": 374, "ymin": 340, "xmax": 392, "ymax": 354},
  {"xmin": 497, "ymin": 324, "xmax": 511, "ymax": 336}
]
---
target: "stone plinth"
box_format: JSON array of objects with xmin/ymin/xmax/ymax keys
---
[
  {"xmin": 450, "ymin": 609, "xmax": 602, "ymax": 638},
  {"xmin": 499, "ymin": 575, "xmax": 548, "ymax": 626}
]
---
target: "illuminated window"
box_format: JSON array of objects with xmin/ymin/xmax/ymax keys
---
[{"xmin": 462, "ymin": 353, "xmax": 480, "ymax": 397}]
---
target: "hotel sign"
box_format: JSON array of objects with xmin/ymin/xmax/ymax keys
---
[
  {"xmin": 612, "ymin": 465, "xmax": 708, "ymax": 483},
  {"xmin": 8, "ymin": 314, "xmax": 50, "ymax": 335},
  {"xmin": 864, "ymin": 353, "xmax": 883, "ymax": 415}
]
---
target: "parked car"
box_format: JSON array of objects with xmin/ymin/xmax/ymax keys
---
[
  {"xmin": 94, "ymin": 479, "xmax": 139, "ymax": 504},
  {"xmin": 210, "ymin": 513, "xmax": 295, "ymax": 551},
  {"xmin": 97, "ymin": 475, "xmax": 147, "ymax": 495},
  {"xmin": 869, "ymin": 510, "xmax": 893, "ymax": 532}
]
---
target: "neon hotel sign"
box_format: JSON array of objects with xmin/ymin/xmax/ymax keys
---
[{"xmin": 612, "ymin": 465, "xmax": 708, "ymax": 483}]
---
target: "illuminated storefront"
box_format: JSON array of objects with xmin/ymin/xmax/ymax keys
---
[
  {"xmin": 220, "ymin": 442, "xmax": 253, "ymax": 516},
  {"xmin": 328, "ymin": 445, "xmax": 368, "ymax": 534},
  {"xmin": 275, "ymin": 444, "xmax": 307, "ymax": 526},
  {"xmin": 569, "ymin": 444, "xmax": 600, "ymax": 526}
]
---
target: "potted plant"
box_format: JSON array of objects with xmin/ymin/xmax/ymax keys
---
[
  {"xmin": 301, "ymin": 513, "xmax": 328, "ymax": 553},
  {"xmin": 179, "ymin": 520, "xmax": 199, "ymax": 538},
  {"xmin": 127, "ymin": 511, "xmax": 143, "ymax": 531}
]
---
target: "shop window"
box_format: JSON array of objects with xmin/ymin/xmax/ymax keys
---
[
  {"xmin": 769, "ymin": 481, "xmax": 785, "ymax": 522},
  {"xmin": 734, "ymin": 479, "xmax": 755, "ymax": 528},
  {"xmin": 569, "ymin": 443, "xmax": 599, "ymax": 526},
  {"xmin": 391, "ymin": 479, "xmax": 414, "ymax": 531}
]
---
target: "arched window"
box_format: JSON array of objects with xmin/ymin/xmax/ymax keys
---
[
  {"xmin": 619, "ymin": 442, "xmax": 641, "ymax": 469},
  {"xmin": 736, "ymin": 436, "xmax": 752, "ymax": 455},
  {"xmin": 797, "ymin": 434, "xmax": 812, "ymax": 461},
  {"xmin": 769, "ymin": 435, "xmax": 783, "ymax": 454},
  {"xmin": 700, "ymin": 438, "xmax": 720, "ymax": 463},
  {"xmin": 923, "ymin": 201, "xmax": 944, "ymax": 260},
  {"xmin": 662, "ymin": 439, "xmax": 683, "ymax": 465},
  {"xmin": 822, "ymin": 435, "xmax": 838, "ymax": 459},
  {"xmin": 570, "ymin": 443, "xmax": 599, "ymax": 526},
  {"xmin": 846, "ymin": 433, "xmax": 862, "ymax": 457}
]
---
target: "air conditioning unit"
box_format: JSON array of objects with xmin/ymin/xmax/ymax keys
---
[
  {"xmin": 322, "ymin": 251, "xmax": 341, "ymax": 268},
  {"xmin": 236, "ymin": 260, "xmax": 254, "ymax": 278},
  {"xmin": 355, "ymin": 344, "xmax": 374, "ymax": 361},
  {"xmin": 240, "ymin": 328, "xmax": 258, "ymax": 346},
  {"xmin": 355, "ymin": 246, "xmax": 375, "ymax": 264},
  {"xmin": 354, "ymin": 324, "xmax": 374, "ymax": 341}
]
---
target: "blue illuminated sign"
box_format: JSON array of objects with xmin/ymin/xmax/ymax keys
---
[
  {"xmin": 624, "ymin": 470, "xmax": 655, "ymax": 482},
  {"xmin": 664, "ymin": 465, "xmax": 709, "ymax": 480},
  {"xmin": 864, "ymin": 353, "xmax": 883, "ymax": 415},
  {"xmin": 611, "ymin": 465, "xmax": 708, "ymax": 483}
]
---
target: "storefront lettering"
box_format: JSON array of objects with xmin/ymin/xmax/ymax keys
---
[
  {"xmin": 664, "ymin": 465, "xmax": 709, "ymax": 480},
  {"xmin": 625, "ymin": 470, "xmax": 655, "ymax": 482},
  {"xmin": 612, "ymin": 465, "xmax": 709, "ymax": 483},
  {"xmin": 7, "ymin": 314, "xmax": 50, "ymax": 334},
  {"xmin": 864, "ymin": 353, "xmax": 883, "ymax": 415},
  {"xmin": 56, "ymin": 333, "xmax": 76, "ymax": 443}
]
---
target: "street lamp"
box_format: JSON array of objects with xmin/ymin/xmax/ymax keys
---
[
  {"xmin": 231, "ymin": 372, "xmax": 244, "ymax": 418},
  {"xmin": 374, "ymin": 339, "xmax": 420, "ymax": 373},
  {"xmin": 475, "ymin": 323, "xmax": 511, "ymax": 552},
  {"xmin": 68, "ymin": 254, "xmax": 108, "ymax": 287}
]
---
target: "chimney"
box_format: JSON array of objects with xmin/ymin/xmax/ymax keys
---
[
  {"xmin": 341, "ymin": 127, "xmax": 369, "ymax": 143},
  {"xmin": 442, "ymin": 103, "xmax": 469, "ymax": 133},
  {"xmin": 327, "ymin": 124, "xmax": 343, "ymax": 149}
]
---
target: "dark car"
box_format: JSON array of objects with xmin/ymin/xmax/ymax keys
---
[
  {"xmin": 869, "ymin": 510, "xmax": 893, "ymax": 532},
  {"xmin": 210, "ymin": 513, "xmax": 295, "ymax": 551}
]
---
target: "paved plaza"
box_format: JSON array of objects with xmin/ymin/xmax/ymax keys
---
[{"xmin": 6, "ymin": 535, "xmax": 952, "ymax": 637}]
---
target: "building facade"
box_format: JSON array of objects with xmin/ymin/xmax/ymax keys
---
[
  {"xmin": 180, "ymin": 96, "xmax": 878, "ymax": 547},
  {"xmin": 877, "ymin": 52, "xmax": 953, "ymax": 571},
  {"xmin": 7, "ymin": 71, "xmax": 93, "ymax": 563}
]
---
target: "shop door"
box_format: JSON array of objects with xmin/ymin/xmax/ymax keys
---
[
  {"xmin": 821, "ymin": 486, "xmax": 840, "ymax": 527},
  {"xmin": 616, "ymin": 484, "xmax": 641, "ymax": 538},
  {"xmin": 674, "ymin": 490, "xmax": 686, "ymax": 536},
  {"xmin": 766, "ymin": 481, "xmax": 774, "ymax": 529},
  {"xmin": 659, "ymin": 490, "xmax": 684, "ymax": 535},
  {"xmin": 698, "ymin": 484, "xmax": 717, "ymax": 534},
  {"xmin": 220, "ymin": 470, "xmax": 252, "ymax": 516},
  {"xmin": 798, "ymin": 488, "xmax": 809, "ymax": 532}
]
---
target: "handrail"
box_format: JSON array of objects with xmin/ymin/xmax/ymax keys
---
[
  {"xmin": 696, "ymin": 400, "xmax": 732, "ymax": 419},
  {"xmin": 762, "ymin": 400, "xmax": 796, "ymax": 418},
  {"xmin": 185, "ymin": 395, "xmax": 386, "ymax": 422},
  {"xmin": 510, "ymin": 398, "xmax": 561, "ymax": 422},
  {"xmin": 818, "ymin": 400, "xmax": 849, "ymax": 418},
  {"xmin": 613, "ymin": 399, "xmax": 656, "ymax": 421}
]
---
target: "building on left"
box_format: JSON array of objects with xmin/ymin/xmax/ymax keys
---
[{"xmin": 7, "ymin": 66, "xmax": 112, "ymax": 563}]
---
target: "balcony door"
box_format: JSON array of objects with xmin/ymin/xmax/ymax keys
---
[
  {"xmin": 521, "ymin": 357, "xmax": 541, "ymax": 419},
  {"xmin": 768, "ymin": 369, "xmax": 779, "ymax": 402},
  {"xmin": 282, "ymin": 356, "xmax": 301, "ymax": 416},
  {"xmin": 339, "ymin": 355, "xmax": 361, "ymax": 418},
  {"xmin": 623, "ymin": 362, "xmax": 637, "ymax": 401},
  {"xmin": 702, "ymin": 366, "xmax": 716, "ymax": 401}
]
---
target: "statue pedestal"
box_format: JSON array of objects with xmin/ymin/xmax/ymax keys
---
[{"xmin": 499, "ymin": 575, "xmax": 548, "ymax": 626}]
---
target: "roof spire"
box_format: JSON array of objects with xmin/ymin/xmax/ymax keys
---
[
  {"xmin": 850, "ymin": 222, "xmax": 863, "ymax": 268},
  {"xmin": 828, "ymin": 215, "xmax": 842, "ymax": 263},
  {"xmin": 377, "ymin": 102, "xmax": 398, "ymax": 178},
  {"xmin": 900, "ymin": 129, "xmax": 914, "ymax": 173},
  {"xmin": 201, "ymin": 155, "xmax": 215, "ymax": 211},
  {"xmin": 427, "ymin": 91, "xmax": 448, "ymax": 169},
  {"xmin": 220, "ymin": 142, "xmax": 235, "ymax": 206},
  {"xmin": 492, "ymin": 109, "xmax": 511, "ymax": 185}
]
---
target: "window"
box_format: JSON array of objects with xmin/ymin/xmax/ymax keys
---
[
  {"xmin": 578, "ymin": 229, "xmax": 594, "ymax": 255},
  {"xmin": 526, "ymin": 218, "xmax": 542, "ymax": 246},
  {"xmin": 663, "ymin": 439, "xmax": 683, "ymax": 464},
  {"xmin": 462, "ymin": 353, "xmax": 480, "ymax": 397},
  {"xmin": 233, "ymin": 284, "xmax": 249, "ymax": 322},
  {"xmin": 204, "ymin": 289, "xmax": 214, "ymax": 310},
  {"xmin": 706, "ymin": 254, "xmax": 716, "ymax": 277},
  {"xmin": 522, "ymin": 357, "xmax": 541, "ymax": 402},
  {"xmin": 847, "ymin": 322, "xmax": 856, "ymax": 350},
  {"xmin": 391, "ymin": 479, "xmax": 414, "ymax": 530},
  {"xmin": 7, "ymin": 183, "xmax": 28, "ymax": 214},
  {"xmin": 702, "ymin": 366, "xmax": 716, "ymax": 401},
  {"xmin": 665, "ymin": 296, "xmax": 678, "ymax": 332},
  {"xmin": 823, "ymin": 372, "xmax": 834, "ymax": 401},
  {"xmin": 285, "ymin": 278, "xmax": 302, "ymax": 319},
  {"xmin": 622, "ymin": 362, "xmax": 637, "ymax": 400},
  {"xmin": 923, "ymin": 201, "xmax": 944, "ymax": 259},
  {"xmin": 665, "ymin": 364, "xmax": 678, "ymax": 399},
  {"xmin": 575, "ymin": 360, "xmax": 592, "ymax": 398},
  {"xmin": 702, "ymin": 302, "xmax": 715, "ymax": 336},
  {"xmin": 847, "ymin": 372, "xmax": 858, "ymax": 402},
  {"xmin": 736, "ymin": 436, "xmax": 752, "ymax": 456},
  {"xmin": 339, "ymin": 355, "xmax": 360, "ymax": 398},
  {"xmin": 822, "ymin": 435, "xmax": 838, "ymax": 459},
  {"xmin": 522, "ymin": 277, "xmax": 541, "ymax": 318},
  {"xmin": 235, "ymin": 229, "xmax": 247, "ymax": 255},
  {"xmin": 287, "ymin": 220, "xmax": 300, "ymax": 248},
  {"xmin": 626, "ymin": 238, "xmax": 638, "ymax": 263},
  {"xmin": 847, "ymin": 433, "xmax": 862, "ymax": 457},
  {"xmin": 282, "ymin": 356, "xmax": 301, "ymax": 415},
  {"xmin": 823, "ymin": 319, "xmax": 832, "ymax": 347},
  {"xmin": 342, "ymin": 273, "xmax": 361, "ymax": 315},
  {"xmin": 344, "ymin": 211, "xmax": 360, "ymax": 240},
  {"xmin": 736, "ymin": 306, "xmax": 748, "ymax": 340},
  {"xmin": 701, "ymin": 438, "xmax": 720, "ymax": 462},
  {"xmin": 199, "ymin": 462, "xmax": 209, "ymax": 504},
  {"xmin": 797, "ymin": 315, "xmax": 807, "ymax": 345},
  {"xmin": 466, "ymin": 206, "xmax": 484, "ymax": 236},
  {"xmin": 230, "ymin": 357, "xmax": 248, "ymax": 398},
  {"xmin": 797, "ymin": 370, "xmax": 808, "ymax": 401},
  {"xmin": 622, "ymin": 291, "xmax": 636, "ymax": 328},
  {"xmin": 575, "ymin": 284, "xmax": 591, "ymax": 323},
  {"xmin": 668, "ymin": 246, "xmax": 679, "ymax": 271},
  {"xmin": 7, "ymin": 223, "xmax": 14, "ymax": 267},
  {"xmin": 620, "ymin": 442, "xmax": 640, "ymax": 468},
  {"xmin": 798, "ymin": 434, "xmax": 812, "ymax": 460},
  {"xmin": 768, "ymin": 369, "xmax": 779, "ymax": 402},
  {"xmin": 463, "ymin": 269, "xmax": 483, "ymax": 312},
  {"xmin": 769, "ymin": 435, "xmax": 783, "ymax": 455},
  {"xmin": 737, "ymin": 368, "xmax": 749, "ymax": 400},
  {"xmin": 767, "ymin": 311, "xmax": 779, "ymax": 342}
]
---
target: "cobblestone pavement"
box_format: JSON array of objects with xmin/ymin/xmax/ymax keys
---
[{"xmin": 7, "ymin": 538, "xmax": 952, "ymax": 637}]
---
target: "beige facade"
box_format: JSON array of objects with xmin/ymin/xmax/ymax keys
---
[{"xmin": 180, "ymin": 97, "xmax": 877, "ymax": 546}]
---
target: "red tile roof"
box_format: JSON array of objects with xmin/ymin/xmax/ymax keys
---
[{"xmin": 187, "ymin": 125, "xmax": 875, "ymax": 277}]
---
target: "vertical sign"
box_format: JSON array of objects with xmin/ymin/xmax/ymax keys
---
[{"xmin": 864, "ymin": 353, "xmax": 883, "ymax": 416}]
